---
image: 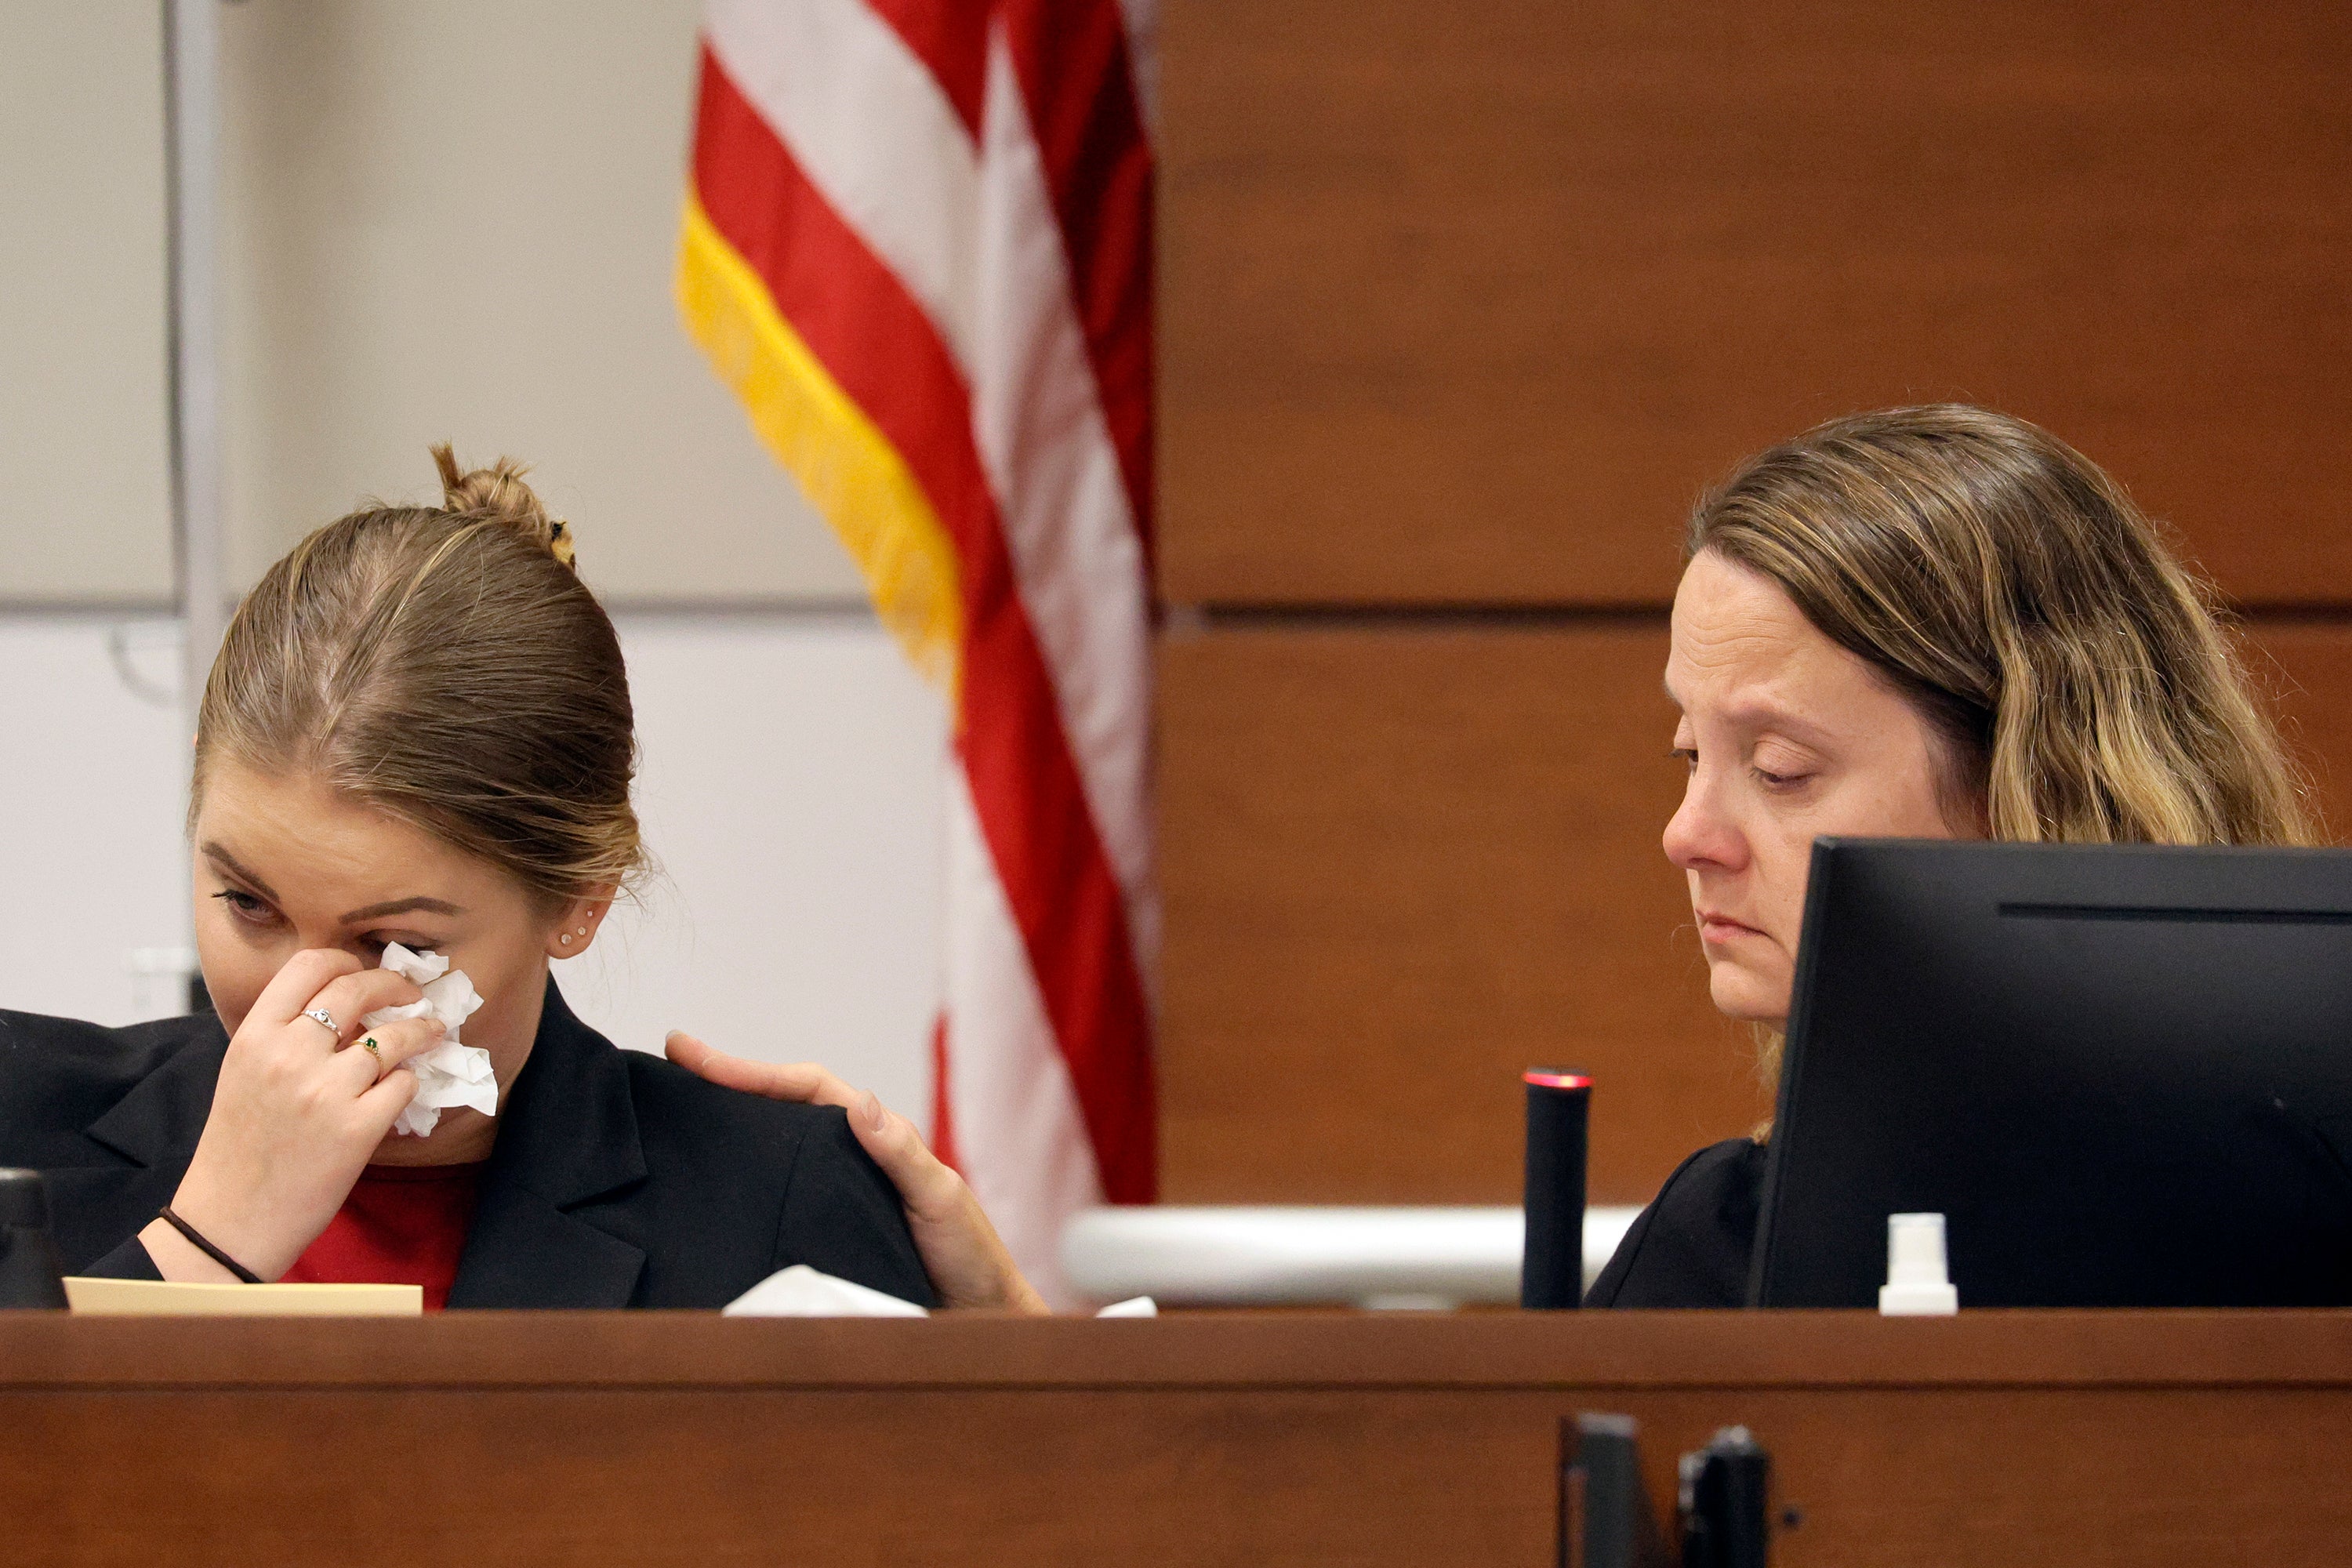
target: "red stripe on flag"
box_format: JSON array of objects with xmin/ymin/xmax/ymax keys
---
[
  {"xmin": 692, "ymin": 48, "xmax": 1156, "ymax": 1201},
  {"xmin": 927, "ymin": 1014, "xmax": 960, "ymax": 1172},
  {"xmin": 863, "ymin": 0, "xmax": 989, "ymax": 140},
  {"xmin": 999, "ymin": 0, "xmax": 1155, "ymax": 554}
]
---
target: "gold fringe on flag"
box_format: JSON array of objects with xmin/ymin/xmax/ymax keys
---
[{"xmin": 676, "ymin": 192, "xmax": 963, "ymax": 691}]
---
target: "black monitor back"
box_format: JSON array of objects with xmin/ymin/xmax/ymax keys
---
[{"xmin": 1750, "ymin": 840, "xmax": 2352, "ymax": 1308}]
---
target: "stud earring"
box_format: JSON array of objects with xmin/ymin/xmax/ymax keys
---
[
  {"xmin": 576, "ymin": 927, "xmax": 589, "ymax": 936},
  {"xmin": 559, "ymin": 934, "xmax": 572, "ymax": 946}
]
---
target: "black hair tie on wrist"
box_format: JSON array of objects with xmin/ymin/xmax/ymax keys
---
[{"xmin": 157, "ymin": 1207, "xmax": 262, "ymax": 1284}]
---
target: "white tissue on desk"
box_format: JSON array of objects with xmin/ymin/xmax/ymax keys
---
[
  {"xmin": 724, "ymin": 1265, "xmax": 931, "ymax": 1317},
  {"xmin": 722, "ymin": 1265, "xmax": 1160, "ymax": 1319},
  {"xmin": 362, "ymin": 942, "xmax": 495, "ymax": 1138}
]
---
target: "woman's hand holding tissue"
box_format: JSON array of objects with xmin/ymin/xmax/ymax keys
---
[
  {"xmin": 137, "ymin": 949, "xmax": 448, "ymax": 1283},
  {"xmin": 664, "ymin": 1033, "xmax": 1051, "ymax": 1316}
]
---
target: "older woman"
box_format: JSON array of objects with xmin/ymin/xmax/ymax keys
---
[
  {"xmin": 688, "ymin": 404, "xmax": 2318, "ymax": 1312},
  {"xmin": 2, "ymin": 450, "xmax": 931, "ymax": 1308}
]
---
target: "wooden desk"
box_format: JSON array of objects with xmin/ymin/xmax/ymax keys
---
[{"xmin": 5, "ymin": 1311, "xmax": 2348, "ymax": 1565}]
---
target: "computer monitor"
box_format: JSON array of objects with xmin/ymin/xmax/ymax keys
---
[{"xmin": 1749, "ymin": 839, "xmax": 2352, "ymax": 1308}]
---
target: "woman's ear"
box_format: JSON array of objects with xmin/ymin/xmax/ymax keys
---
[{"xmin": 546, "ymin": 887, "xmax": 617, "ymax": 960}]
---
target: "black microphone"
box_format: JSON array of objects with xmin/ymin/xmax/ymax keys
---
[
  {"xmin": 0, "ymin": 1168, "xmax": 71, "ymax": 1310},
  {"xmin": 1521, "ymin": 1069, "xmax": 1591, "ymax": 1309}
]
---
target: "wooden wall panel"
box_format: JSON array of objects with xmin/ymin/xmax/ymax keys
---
[
  {"xmin": 2252, "ymin": 622, "xmax": 2352, "ymax": 833},
  {"xmin": 1158, "ymin": 0, "xmax": 2352, "ymax": 608},
  {"xmin": 1158, "ymin": 621, "xmax": 2352, "ymax": 1207},
  {"xmin": 1156, "ymin": 620, "xmax": 1766, "ymax": 1206},
  {"xmin": 1152, "ymin": 1, "xmax": 2352, "ymax": 1207}
]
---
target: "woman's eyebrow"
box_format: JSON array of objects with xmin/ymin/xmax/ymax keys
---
[
  {"xmin": 1730, "ymin": 705, "xmax": 1837, "ymax": 748},
  {"xmin": 339, "ymin": 896, "xmax": 466, "ymax": 924},
  {"xmin": 201, "ymin": 843, "xmax": 279, "ymax": 902}
]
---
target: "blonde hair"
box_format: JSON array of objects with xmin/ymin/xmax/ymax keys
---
[
  {"xmin": 193, "ymin": 446, "xmax": 643, "ymax": 906},
  {"xmin": 1690, "ymin": 406, "xmax": 2321, "ymax": 1103},
  {"xmin": 1691, "ymin": 405, "xmax": 2318, "ymax": 848}
]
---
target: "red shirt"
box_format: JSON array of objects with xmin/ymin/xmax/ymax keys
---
[{"xmin": 283, "ymin": 1163, "xmax": 487, "ymax": 1312}]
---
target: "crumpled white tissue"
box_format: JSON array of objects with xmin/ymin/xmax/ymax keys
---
[
  {"xmin": 720, "ymin": 1264, "xmax": 1158, "ymax": 1319},
  {"xmin": 723, "ymin": 1265, "xmax": 930, "ymax": 1317},
  {"xmin": 361, "ymin": 942, "xmax": 495, "ymax": 1138}
]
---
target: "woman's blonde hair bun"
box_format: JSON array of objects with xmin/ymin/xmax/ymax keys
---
[{"xmin": 430, "ymin": 442, "xmax": 577, "ymax": 569}]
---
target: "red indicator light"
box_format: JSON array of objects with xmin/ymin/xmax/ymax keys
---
[{"xmin": 1523, "ymin": 1070, "xmax": 1592, "ymax": 1090}]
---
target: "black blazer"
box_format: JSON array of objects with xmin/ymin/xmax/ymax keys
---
[
  {"xmin": 0, "ymin": 981, "xmax": 935, "ymax": 1310},
  {"xmin": 1582, "ymin": 1137, "xmax": 1763, "ymax": 1309}
]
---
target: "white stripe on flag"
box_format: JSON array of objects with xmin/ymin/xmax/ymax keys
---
[
  {"xmin": 1112, "ymin": 0, "xmax": 1158, "ymax": 132},
  {"xmin": 942, "ymin": 764, "xmax": 1105, "ymax": 1308},
  {"xmin": 971, "ymin": 31, "xmax": 1159, "ymax": 976},
  {"xmin": 704, "ymin": 0, "xmax": 981, "ymax": 376}
]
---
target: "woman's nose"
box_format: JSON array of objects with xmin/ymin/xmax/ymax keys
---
[{"xmin": 1663, "ymin": 771, "xmax": 1747, "ymax": 873}]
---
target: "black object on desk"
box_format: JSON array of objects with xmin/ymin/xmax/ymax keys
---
[
  {"xmin": 1752, "ymin": 839, "xmax": 2352, "ymax": 1308},
  {"xmin": 1678, "ymin": 1426, "xmax": 1771, "ymax": 1568},
  {"xmin": 1522, "ymin": 1070, "xmax": 1591, "ymax": 1308},
  {"xmin": 0, "ymin": 1168, "xmax": 69, "ymax": 1310},
  {"xmin": 1559, "ymin": 1413, "xmax": 1674, "ymax": 1568}
]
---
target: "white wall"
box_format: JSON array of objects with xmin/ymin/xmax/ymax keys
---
[
  {"xmin": 0, "ymin": 612, "xmax": 947, "ymax": 1126},
  {"xmin": 0, "ymin": 616, "xmax": 190, "ymax": 1013},
  {"xmin": 0, "ymin": 0, "xmax": 863, "ymax": 606},
  {"xmin": 216, "ymin": 0, "xmax": 862, "ymax": 601},
  {"xmin": 0, "ymin": 2, "xmax": 173, "ymax": 603},
  {"xmin": 559, "ymin": 612, "xmax": 946, "ymax": 1119}
]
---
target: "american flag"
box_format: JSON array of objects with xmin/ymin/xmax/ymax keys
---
[{"xmin": 678, "ymin": 0, "xmax": 1156, "ymax": 1305}]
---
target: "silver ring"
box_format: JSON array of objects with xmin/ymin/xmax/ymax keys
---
[{"xmin": 303, "ymin": 1007, "xmax": 339, "ymax": 1036}]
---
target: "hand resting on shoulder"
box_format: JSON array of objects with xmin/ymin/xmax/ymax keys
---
[{"xmin": 663, "ymin": 1032, "xmax": 1050, "ymax": 1315}]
